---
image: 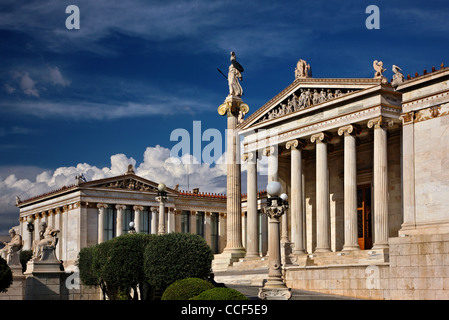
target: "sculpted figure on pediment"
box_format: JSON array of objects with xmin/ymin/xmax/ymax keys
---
[
  {"xmin": 312, "ymin": 89, "xmax": 320, "ymax": 105},
  {"xmin": 295, "ymin": 59, "xmax": 312, "ymax": 79},
  {"xmin": 319, "ymin": 89, "xmax": 327, "ymax": 103}
]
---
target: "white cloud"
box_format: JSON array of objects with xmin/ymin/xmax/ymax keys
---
[
  {"xmin": 47, "ymin": 66, "xmax": 71, "ymax": 87},
  {"xmin": 0, "ymin": 145, "xmax": 228, "ymax": 234},
  {"xmin": 13, "ymin": 72, "xmax": 39, "ymax": 97}
]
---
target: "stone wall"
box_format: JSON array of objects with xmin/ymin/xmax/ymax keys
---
[
  {"xmin": 285, "ymin": 233, "xmax": 449, "ymax": 300},
  {"xmin": 389, "ymin": 234, "xmax": 449, "ymax": 300}
]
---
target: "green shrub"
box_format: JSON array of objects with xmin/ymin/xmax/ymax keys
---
[
  {"xmin": 161, "ymin": 277, "xmax": 215, "ymax": 300},
  {"xmin": 0, "ymin": 256, "xmax": 12, "ymax": 293},
  {"xmin": 20, "ymin": 250, "xmax": 32, "ymax": 273},
  {"xmin": 144, "ymin": 232, "xmax": 213, "ymax": 290},
  {"xmin": 190, "ymin": 287, "xmax": 249, "ymax": 300},
  {"xmin": 77, "ymin": 233, "xmax": 156, "ymax": 300}
]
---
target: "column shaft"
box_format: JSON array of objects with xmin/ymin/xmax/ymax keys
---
[
  {"xmin": 116, "ymin": 205, "xmax": 125, "ymax": 237},
  {"xmin": 369, "ymin": 117, "xmax": 390, "ymax": 249},
  {"xmin": 339, "ymin": 125, "xmax": 360, "ymax": 251},
  {"xmin": 311, "ymin": 133, "xmax": 331, "ymax": 253},
  {"xmin": 287, "ymin": 139, "xmax": 305, "ymax": 254},
  {"xmin": 245, "ymin": 151, "xmax": 259, "ymax": 258}
]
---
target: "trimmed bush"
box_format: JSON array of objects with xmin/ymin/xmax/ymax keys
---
[
  {"xmin": 190, "ymin": 287, "xmax": 249, "ymax": 300},
  {"xmin": 144, "ymin": 232, "xmax": 213, "ymax": 290},
  {"xmin": 77, "ymin": 233, "xmax": 156, "ymax": 300},
  {"xmin": 162, "ymin": 277, "xmax": 215, "ymax": 300},
  {"xmin": 0, "ymin": 256, "xmax": 12, "ymax": 293}
]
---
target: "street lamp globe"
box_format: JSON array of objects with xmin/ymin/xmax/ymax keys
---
[
  {"xmin": 27, "ymin": 215, "xmax": 35, "ymax": 224},
  {"xmin": 267, "ymin": 181, "xmax": 282, "ymax": 197},
  {"xmin": 280, "ymin": 193, "xmax": 288, "ymax": 201},
  {"xmin": 158, "ymin": 183, "xmax": 166, "ymax": 192}
]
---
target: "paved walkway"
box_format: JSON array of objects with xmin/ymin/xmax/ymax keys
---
[{"xmin": 227, "ymin": 284, "xmax": 361, "ymax": 300}]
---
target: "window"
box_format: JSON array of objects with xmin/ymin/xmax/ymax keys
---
[
  {"xmin": 181, "ymin": 211, "xmax": 190, "ymax": 233},
  {"xmin": 123, "ymin": 207, "xmax": 135, "ymax": 234},
  {"xmin": 196, "ymin": 212, "xmax": 205, "ymax": 238},
  {"xmin": 104, "ymin": 208, "xmax": 116, "ymax": 241},
  {"xmin": 141, "ymin": 208, "xmax": 150, "ymax": 234},
  {"xmin": 210, "ymin": 213, "xmax": 219, "ymax": 254}
]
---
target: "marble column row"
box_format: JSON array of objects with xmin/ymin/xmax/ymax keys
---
[
  {"xmin": 96, "ymin": 204, "xmax": 175, "ymax": 243},
  {"xmin": 243, "ymin": 116, "xmax": 392, "ymax": 255}
]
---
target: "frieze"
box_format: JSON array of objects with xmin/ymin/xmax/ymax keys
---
[
  {"xmin": 413, "ymin": 103, "xmax": 449, "ymax": 123},
  {"xmin": 256, "ymin": 88, "xmax": 356, "ymax": 124},
  {"xmin": 101, "ymin": 178, "xmax": 158, "ymax": 192}
]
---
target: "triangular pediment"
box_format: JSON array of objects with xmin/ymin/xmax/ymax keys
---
[
  {"xmin": 80, "ymin": 173, "xmax": 178, "ymax": 195},
  {"xmin": 239, "ymin": 77, "xmax": 381, "ymax": 130}
]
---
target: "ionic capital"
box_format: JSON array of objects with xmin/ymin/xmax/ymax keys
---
[
  {"xmin": 133, "ymin": 205, "xmax": 144, "ymax": 211},
  {"xmin": 150, "ymin": 207, "xmax": 158, "ymax": 213},
  {"xmin": 242, "ymin": 152, "xmax": 253, "ymax": 162},
  {"xmin": 97, "ymin": 203, "xmax": 108, "ymax": 209},
  {"xmin": 367, "ymin": 116, "xmax": 394, "ymax": 129},
  {"xmin": 286, "ymin": 139, "xmax": 306, "ymax": 150},
  {"xmin": 263, "ymin": 145, "xmax": 276, "ymax": 157},
  {"xmin": 337, "ymin": 124, "xmax": 361, "ymax": 137},
  {"xmin": 115, "ymin": 204, "xmax": 126, "ymax": 210},
  {"xmin": 310, "ymin": 132, "xmax": 332, "ymax": 144}
]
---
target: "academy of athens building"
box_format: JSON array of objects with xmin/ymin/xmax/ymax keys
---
[
  {"xmin": 11, "ymin": 58, "xmax": 449, "ymax": 300},
  {"xmin": 231, "ymin": 59, "xmax": 449, "ymax": 300}
]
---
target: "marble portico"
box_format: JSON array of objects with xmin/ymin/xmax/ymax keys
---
[{"xmin": 237, "ymin": 64, "xmax": 403, "ymax": 267}]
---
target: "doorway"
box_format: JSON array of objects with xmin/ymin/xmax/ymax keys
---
[{"xmin": 357, "ymin": 184, "xmax": 372, "ymax": 250}]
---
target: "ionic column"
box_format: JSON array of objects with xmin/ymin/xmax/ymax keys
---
[
  {"xmin": 97, "ymin": 203, "xmax": 108, "ymax": 243},
  {"xmin": 286, "ymin": 139, "xmax": 306, "ymax": 254},
  {"xmin": 133, "ymin": 205, "xmax": 144, "ymax": 233},
  {"xmin": 263, "ymin": 145, "xmax": 279, "ymax": 183},
  {"xmin": 168, "ymin": 208, "xmax": 176, "ymax": 233},
  {"xmin": 338, "ymin": 124, "xmax": 361, "ymax": 251},
  {"xmin": 368, "ymin": 116, "xmax": 392, "ymax": 249},
  {"xmin": 116, "ymin": 204, "xmax": 126, "ymax": 237},
  {"xmin": 243, "ymin": 150, "xmax": 259, "ymax": 258},
  {"xmin": 311, "ymin": 132, "xmax": 332, "ymax": 253},
  {"xmin": 150, "ymin": 207, "xmax": 158, "ymax": 234}
]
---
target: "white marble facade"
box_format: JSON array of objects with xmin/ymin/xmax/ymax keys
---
[{"xmin": 16, "ymin": 171, "xmax": 227, "ymax": 268}]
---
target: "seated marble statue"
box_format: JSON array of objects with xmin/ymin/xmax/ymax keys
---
[
  {"xmin": 31, "ymin": 221, "xmax": 60, "ymax": 261},
  {"xmin": 0, "ymin": 228, "xmax": 23, "ymax": 262}
]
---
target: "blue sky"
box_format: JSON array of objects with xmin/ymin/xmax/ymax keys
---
[{"xmin": 0, "ymin": 0, "xmax": 449, "ymax": 233}]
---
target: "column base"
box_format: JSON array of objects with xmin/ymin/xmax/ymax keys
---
[
  {"xmin": 258, "ymin": 286, "xmax": 292, "ymax": 300},
  {"xmin": 372, "ymin": 243, "xmax": 389, "ymax": 250},
  {"xmin": 342, "ymin": 245, "xmax": 361, "ymax": 251},
  {"xmin": 212, "ymin": 249, "xmax": 246, "ymax": 272},
  {"xmin": 314, "ymin": 247, "xmax": 331, "ymax": 253}
]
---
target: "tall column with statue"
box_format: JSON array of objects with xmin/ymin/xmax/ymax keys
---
[{"xmin": 214, "ymin": 52, "xmax": 249, "ymax": 270}]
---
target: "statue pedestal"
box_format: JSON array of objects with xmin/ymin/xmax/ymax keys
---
[{"xmin": 24, "ymin": 247, "xmax": 62, "ymax": 275}]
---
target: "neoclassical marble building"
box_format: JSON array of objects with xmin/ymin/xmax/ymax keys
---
[
  {"xmin": 16, "ymin": 166, "xmax": 227, "ymax": 268},
  {"xmin": 228, "ymin": 59, "xmax": 449, "ymax": 299}
]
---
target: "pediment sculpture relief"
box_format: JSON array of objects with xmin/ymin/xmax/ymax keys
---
[{"xmin": 257, "ymin": 87, "xmax": 355, "ymax": 124}]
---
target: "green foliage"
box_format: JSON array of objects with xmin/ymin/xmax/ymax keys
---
[
  {"xmin": 77, "ymin": 233, "xmax": 156, "ymax": 300},
  {"xmin": 0, "ymin": 256, "xmax": 13, "ymax": 293},
  {"xmin": 144, "ymin": 232, "xmax": 213, "ymax": 290},
  {"xmin": 190, "ymin": 287, "xmax": 249, "ymax": 300},
  {"xmin": 77, "ymin": 245, "xmax": 100, "ymax": 287},
  {"xmin": 19, "ymin": 250, "xmax": 32, "ymax": 273},
  {"xmin": 161, "ymin": 277, "xmax": 215, "ymax": 300}
]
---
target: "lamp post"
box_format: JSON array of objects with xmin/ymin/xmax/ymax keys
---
[
  {"xmin": 156, "ymin": 183, "xmax": 168, "ymax": 235},
  {"xmin": 128, "ymin": 221, "xmax": 136, "ymax": 234},
  {"xmin": 26, "ymin": 215, "xmax": 35, "ymax": 250},
  {"xmin": 258, "ymin": 181, "xmax": 292, "ymax": 300}
]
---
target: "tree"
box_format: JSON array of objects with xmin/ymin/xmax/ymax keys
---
[
  {"xmin": 77, "ymin": 233, "xmax": 155, "ymax": 300},
  {"xmin": 0, "ymin": 257, "xmax": 13, "ymax": 293},
  {"xmin": 144, "ymin": 232, "xmax": 213, "ymax": 291}
]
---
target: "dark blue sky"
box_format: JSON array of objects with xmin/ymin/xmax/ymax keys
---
[{"xmin": 0, "ymin": 0, "xmax": 448, "ymax": 232}]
